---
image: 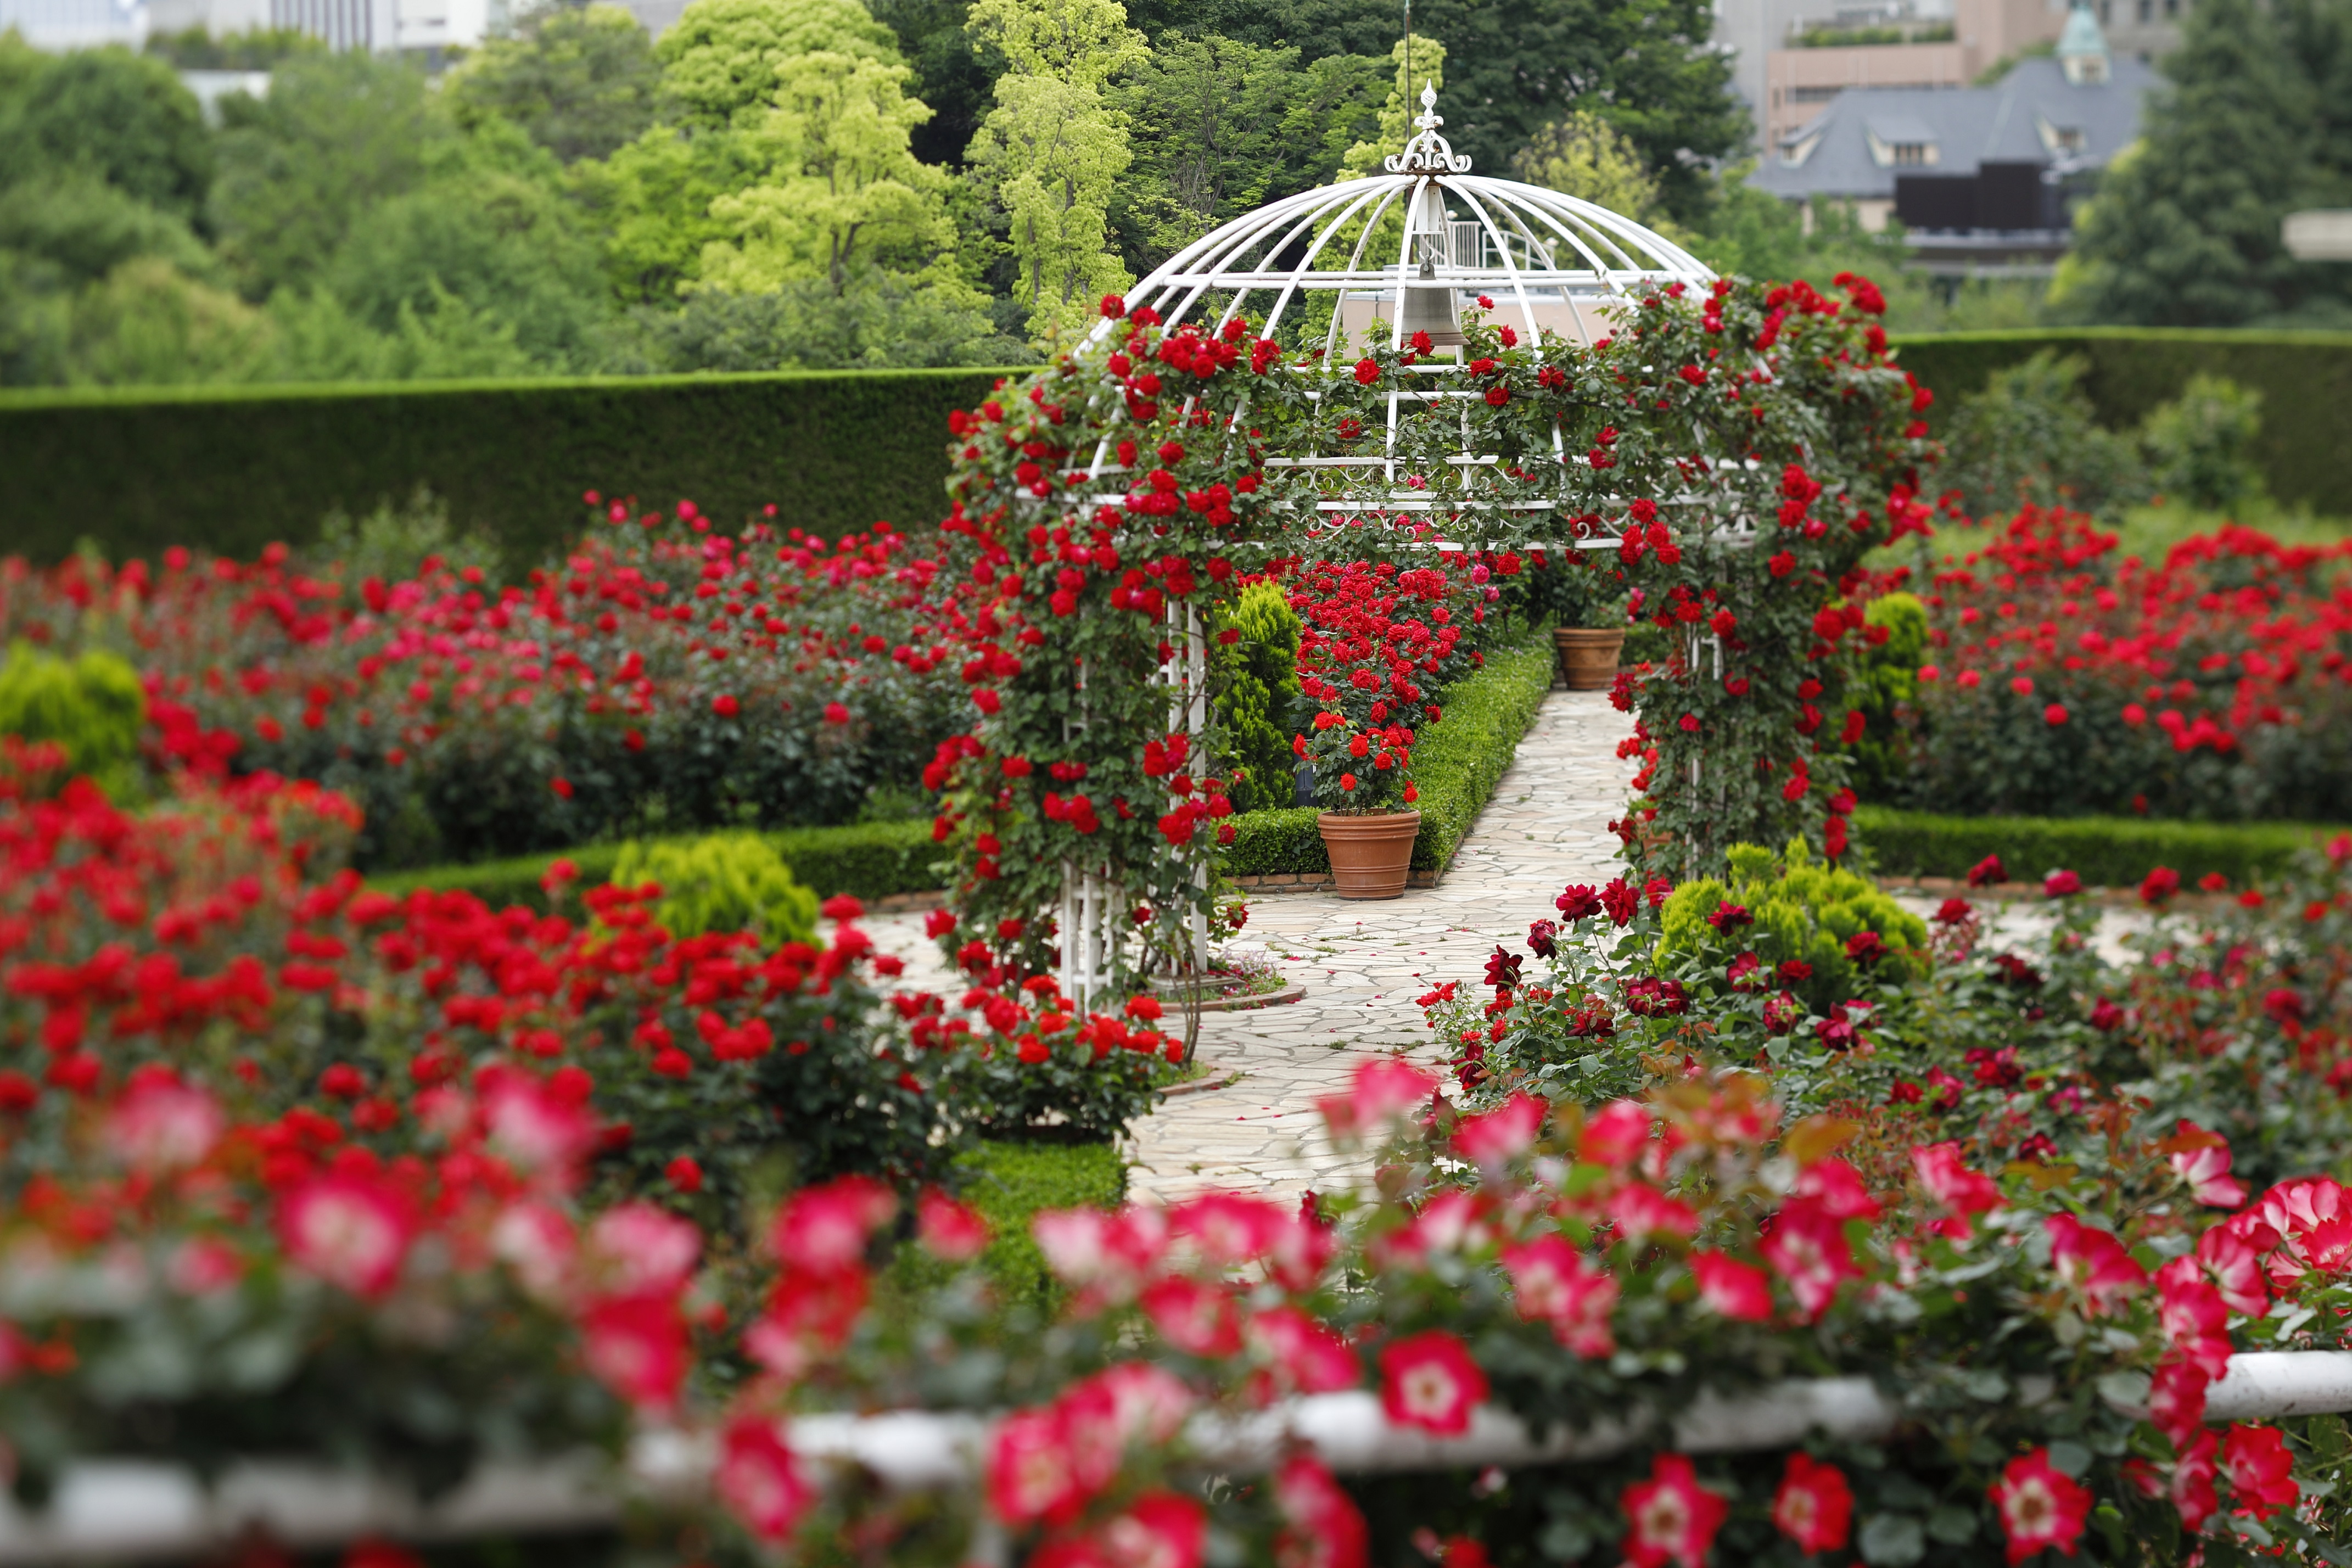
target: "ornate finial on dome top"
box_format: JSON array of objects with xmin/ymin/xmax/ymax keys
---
[{"xmin": 1384, "ymin": 81, "xmax": 1472, "ymax": 175}]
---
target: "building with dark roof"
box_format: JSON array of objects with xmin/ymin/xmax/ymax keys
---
[{"xmin": 1746, "ymin": 4, "xmax": 2153, "ymax": 273}]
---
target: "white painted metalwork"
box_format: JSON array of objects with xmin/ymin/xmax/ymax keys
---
[
  {"xmin": 9, "ymin": 1354, "xmax": 2349, "ymax": 1560},
  {"xmin": 1088, "ymin": 83, "xmax": 1715, "ymax": 552}
]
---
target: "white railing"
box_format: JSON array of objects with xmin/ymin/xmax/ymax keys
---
[{"xmin": 9, "ymin": 1353, "xmax": 2349, "ymax": 1563}]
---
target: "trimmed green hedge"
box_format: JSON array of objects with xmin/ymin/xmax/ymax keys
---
[
  {"xmin": 1221, "ymin": 631, "xmax": 1557, "ymax": 879},
  {"xmin": 0, "ymin": 368, "xmax": 1007, "ymax": 565},
  {"xmin": 373, "ymin": 817, "xmax": 937, "ymax": 910},
  {"xmin": 1856, "ymin": 804, "xmax": 2349, "ymax": 889},
  {"xmin": 1893, "ymin": 328, "xmax": 2352, "ymax": 513}
]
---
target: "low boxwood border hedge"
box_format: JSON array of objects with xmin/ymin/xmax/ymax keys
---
[
  {"xmin": 1221, "ymin": 630, "xmax": 1558, "ymax": 879},
  {"xmin": 371, "ymin": 817, "xmax": 938, "ymax": 909},
  {"xmin": 376, "ymin": 631, "xmax": 1559, "ymax": 908},
  {"xmin": 1856, "ymin": 804, "xmax": 2349, "ymax": 889}
]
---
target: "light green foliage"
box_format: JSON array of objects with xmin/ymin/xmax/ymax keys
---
[
  {"xmin": 2140, "ymin": 373, "xmax": 2265, "ymax": 513},
  {"xmin": 966, "ymin": 0, "xmax": 1143, "ymax": 346},
  {"xmin": 310, "ymin": 488, "xmax": 505, "ymax": 585},
  {"xmin": 209, "ymin": 51, "xmax": 452, "ymax": 299},
  {"xmin": 1659, "ymin": 838, "xmax": 1928, "ymax": 1013},
  {"xmin": 0, "ymin": 641, "xmax": 147, "ymax": 781},
  {"xmin": 1336, "ymin": 33, "xmax": 1446, "ymax": 181},
  {"xmin": 1849, "ymin": 593, "xmax": 1926, "ymax": 800},
  {"xmin": 1942, "ymin": 350, "xmax": 2147, "ymax": 518},
  {"xmin": 1213, "ymin": 580, "xmax": 1303, "ymax": 815},
  {"xmin": 611, "ymin": 831, "xmax": 820, "ymax": 944},
  {"xmin": 443, "ymin": 4, "xmax": 661, "ymax": 165},
  {"xmin": 951, "ymin": 1138, "xmax": 1125, "ymax": 1313},
  {"xmin": 656, "ymin": 0, "xmax": 899, "ymax": 128},
  {"xmin": 574, "ymin": 124, "xmax": 767, "ymax": 305},
  {"xmin": 1511, "ymin": 110, "xmax": 1670, "ymax": 230},
  {"xmin": 697, "ymin": 49, "xmax": 959, "ymax": 294},
  {"xmin": 65, "ymin": 256, "xmax": 277, "ymax": 384},
  {"xmin": 1113, "ymin": 36, "xmax": 1382, "ymax": 268}
]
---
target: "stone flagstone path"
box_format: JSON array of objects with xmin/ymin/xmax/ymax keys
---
[{"xmin": 863, "ymin": 688, "xmax": 1638, "ymax": 1203}]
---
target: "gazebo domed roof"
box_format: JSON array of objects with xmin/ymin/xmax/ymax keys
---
[{"xmin": 1105, "ymin": 83, "xmax": 1715, "ymax": 355}]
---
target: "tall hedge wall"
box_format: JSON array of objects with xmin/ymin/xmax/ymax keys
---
[
  {"xmin": 8, "ymin": 330, "xmax": 2350, "ymax": 567},
  {"xmin": 0, "ymin": 368, "xmax": 1006, "ymax": 565},
  {"xmin": 1891, "ymin": 328, "xmax": 2352, "ymax": 512}
]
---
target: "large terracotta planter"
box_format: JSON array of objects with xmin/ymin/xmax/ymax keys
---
[
  {"xmin": 1554, "ymin": 626, "xmax": 1625, "ymax": 691},
  {"xmin": 1318, "ymin": 809, "xmax": 1422, "ymax": 900}
]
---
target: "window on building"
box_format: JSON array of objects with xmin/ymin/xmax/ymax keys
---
[{"xmin": 1889, "ymin": 142, "xmax": 1933, "ymax": 165}]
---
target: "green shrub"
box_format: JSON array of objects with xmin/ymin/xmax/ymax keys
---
[
  {"xmin": 1659, "ymin": 838, "xmax": 1928, "ymax": 1013},
  {"xmin": 2140, "ymin": 372, "xmax": 2265, "ymax": 512},
  {"xmin": 0, "ymin": 640, "xmax": 145, "ymax": 780},
  {"xmin": 1894, "ymin": 327, "xmax": 2352, "ymax": 513},
  {"xmin": 1855, "ymin": 804, "xmax": 2344, "ymax": 888},
  {"xmin": 0, "ymin": 367, "xmax": 1009, "ymax": 567},
  {"xmin": 1213, "ymin": 630, "xmax": 1554, "ymax": 880},
  {"xmin": 372, "ymin": 817, "xmax": 937, "ymax": 910},
  {"xmin": 1848, "ymin": 592, "xmax": 1925, "ymax": 799},
  {"xmin": 1212, "ymin": 580, "xmax": 1302, "ymax": 814},
  {"xmin": 609, "ymin": 830, "xmax": 819, "ymax": 944},
  {"xmin": 1940, "ymin": 349, "xmax": 2147, "ymax": 518},
  {"xmin": 954, "ymin": 1139, "xmax": 1127, "ymax": 1314}
]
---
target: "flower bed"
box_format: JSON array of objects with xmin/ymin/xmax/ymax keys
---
[
  {"xmin": 0, "ymin": 509, "xmax": 971, "ymax": 872},
  {"xmin": 1871, "ymin": 509, "xmax": 2352, "ymax": 822}
]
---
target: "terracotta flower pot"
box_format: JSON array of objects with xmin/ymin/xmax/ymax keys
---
[
  {"xmin": 1554, "ymin": 626, "xmax": 1625, "ymax": 691},
  {"xmin": 1318, "ymin": 809, "xmax": 1421, "ymax": 900}
]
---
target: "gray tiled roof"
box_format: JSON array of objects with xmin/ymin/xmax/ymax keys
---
[{"xmin": 1748, "ymin": 54, "xmax": 2156, "ymax": 200}]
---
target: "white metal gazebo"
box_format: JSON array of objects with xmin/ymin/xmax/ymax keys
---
[
  {"xmin": 1110, "ymin": 82, "xmax": 1714, "ymax": 356},
  {"xmin": 1090, "ymin": 84, "xmax": 1718, "ymax": 553},
  {"xmin": 1057, "ymin": 89, "xmax": 1719, "ymax": 1011}
]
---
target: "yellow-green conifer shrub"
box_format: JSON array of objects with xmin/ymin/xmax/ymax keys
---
[
  {"xmin": 610, "ymin": 832, "xmax": 819, "ymax": 944},
  {"xmin": 1212, "ymin": 579, "xmax": 1303, "ymax": 814},
  {"xmin": 1659, "ymin": 838, "xmax": 1928, "ymax": 1012},
  {"xmin": 0, "ymin": 641, "xmax": 148, "ymax": 784}
]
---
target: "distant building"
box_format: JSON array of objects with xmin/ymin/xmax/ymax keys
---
[
  {"xmin": 9, "ymin": 0, "xmax": 488, "ymax": 54},
  {"xmin": 1746, "ymin": 4, "xmax": 2150, "ymax": 273},
  {"xmin": 0, "ymin": 0, "xmax": 148, "ymax": 50}
]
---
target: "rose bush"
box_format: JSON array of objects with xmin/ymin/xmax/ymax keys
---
[
  {"xmin": 1871, "ymin": 508, "xmax": 2352, "ymax": 822},
  {"xmin": 0, "ymin": 507, "xmax": 971, "ymax": 871},
  {"xmin": 1289, "ymin": 556, "xmax": 1482, "ymax": 814}
]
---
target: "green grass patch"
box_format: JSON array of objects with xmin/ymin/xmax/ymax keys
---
[
  {"xmin": 371, "ymin": 817, "xmax": 937, "ymax": 910},
  {"xmin": 955, "ymin": 1138, "xmax": 1127, "ymax": 1313},
  {"xmin": 1856, "ymin": 804, "xmax": 2350, "ymax": 889},
  {"xmin": 1220, "ymin": 629, "xmax": 1557, "ymax": 879}
]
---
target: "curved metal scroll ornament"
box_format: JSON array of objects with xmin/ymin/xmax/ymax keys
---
[{"xmin": 1383, "ymin": 82, "xmax": 1474, "ymax": 176}]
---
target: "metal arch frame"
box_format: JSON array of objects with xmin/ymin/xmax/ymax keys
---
[{"xmin": 1046, "ymin": 91, "xmax": 1722, "ymax": 1006}]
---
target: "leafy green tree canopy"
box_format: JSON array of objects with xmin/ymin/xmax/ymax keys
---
[
  {"xmin": 657, "ymin": 0, "xmax": 901, "ymax": 127},
  {"xmin": 444, "ymin": 3, "xmax": 662, "ymax": 164},
  {"xmin": 0, "ymin": 37, "xmax": 214, "ymax": 220},
  {"xmin": 210, "ymin": 51, "xmax": 452, "ymax": 297},
  {"xmin": 2060, "ymin": 0, "xmax": 2352, "ymax": 327}
]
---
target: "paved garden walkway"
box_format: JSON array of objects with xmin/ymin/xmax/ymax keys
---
[{"xmin": 864, "ymin": 688, "xmax": 1638, "ymax": 1203}]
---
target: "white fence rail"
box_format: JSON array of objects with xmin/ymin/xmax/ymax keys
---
[{"xmin": 9, "ymin": 1352, "xmax": 2351, "ymax": 1563}]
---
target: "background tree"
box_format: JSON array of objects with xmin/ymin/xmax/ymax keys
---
[
  {"xmin": 2058, "ymin": 0, "xmax": 2352, "ymax": 327},
  {"xmin": 1511, "ymin": 109, "xmax": 1673, "ymax": 229},
  {"xmin": 965, "ymin": 0, "xmax": 1144, "ymax": 345},
  {"xmin": 210, "ymin": 51, "xmax": 450, "ymax": 298},
  {"xmin": 1368, "ymin": 0, "xmax": 1741, "ymax": 222},
  {"xmin": 654, "ymin": 0, "xmax": 900, "ymax": 128},
  {"xmin": 1115, "ymin": 37, "xmax": 1382, "ymax": 270},
  {"xmin": 443, "ymin": 3, "xmax": 661, "ymax": 165}
]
